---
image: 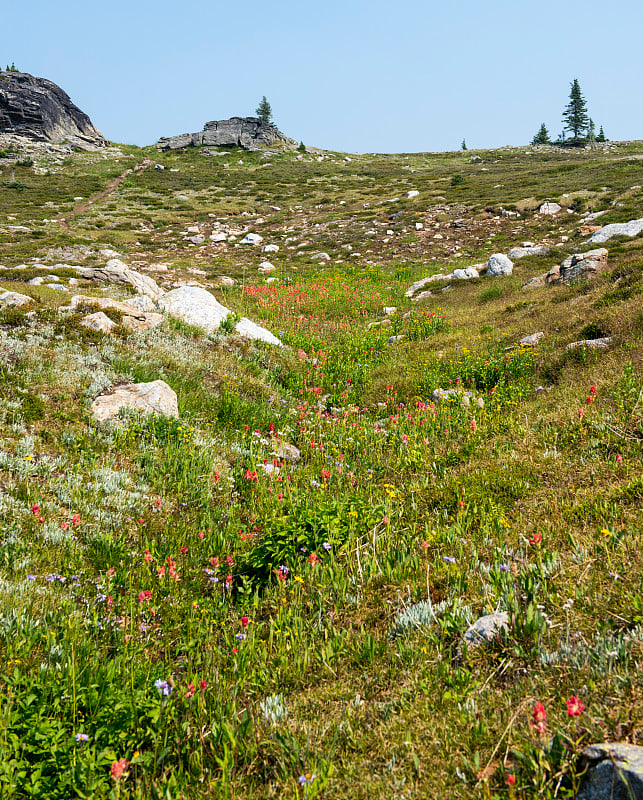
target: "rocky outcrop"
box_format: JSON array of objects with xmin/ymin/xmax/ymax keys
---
[
  {"xmin": 588, "ymin": 217, "xmax": 643, "ymax": 243},
  {"xmin": 545, "ymin": 248, "xmax": 608, "ymax": 285},
  {"xmin": 0, "ymin": 70, "xmax": 108, "ymax": 150},
  {"xmin": 156, "ymin": 117, "xmax": 293, "ymax": 152},
  {"xmin": 73, "ymin": 260, "xmax": 164, "ymax": 300},
  {"xmin": 91, "ymin": 380, "xmax": 178, "ymax": 422}
]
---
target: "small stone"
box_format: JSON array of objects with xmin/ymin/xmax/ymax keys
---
[
  {"xmin": 262, "ymin": 244, "xmax": 280, "ymax": 253},
  {"xmin": 240, "ymin": 233, "xmax": 263, "ymax": 245},
  {"xmin": 464, "ymin": 612, "xmax": 509, "ymax": 646},
  {"xmin": 406, "ymin": 190, "xmax": 420, "ymax": 198},
  {"xmin": 519, "ymin": 332, "xmax": 545, "ymax": 347},
  {"xmin": 539, "ymin": 202, "xmax": 562, "ymax": 215},
  {"xmin": 258, "ymin": 261, "xmax": 276, "ymax": 273},
  {"xmin": 566, "ymin": 337, "xmax": 612, "ymax": 351}
]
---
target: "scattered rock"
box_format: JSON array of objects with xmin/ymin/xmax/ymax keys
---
[
  {"xmin": 81, "ymin": 311, "xmax": 116, "ymax": 334},
  {"xmin": 240, "ymin": 233, "xmax": 263, "ymax": 245},
  {"xmin": 158, "ymin": 286, "xmax": 230, "ymax": 332},
  {"xmin": 271, "ymin": 441, "xmax": 300, "ymax": 463},
  {"xmin": 464, "ymin": 612, "xmax": 509, "ymax": 646},
  {"xmin": 539, "ymin": 202, "xmax": 562, "ymax": 215},
  {"xmin": 546, "ymin": 247, "xmax": 608, "ymax": 285},
  {"xmin": 589, "ymin": 217, "xmax": 643, "ymax": 243},
  {"xmin": 214, "ymin": 276, "xmax": 236, "ymax": 287},
  {"xmin": 234, "ymin": 317, "xmax": 281, "ymax": 346},
  {"xmin": 577, "ymin": 743, "xmax": 643, "ymax": 800},
  {"xmin": 91, "ymin": 380, "xmax": 178, "ymax": 422},
  {"xmin": 507, "ymin": 245, "xmax": 550, "ymax": 259},
  {"xmin": 566, "ymin": 337, "xmax": 612, "ymax": 351},
  {"xmin": 125, "ymin": 295, "xmax": 157, "ymax": 313},
  {"xmin": 258, "ymin": 261, "xmax": 276, "ymax": 273},
  {"xmin": 519, "ymin": 332, "xmax": 545, "ymax": 347},
  {"xmin": 74, "ymin": 259, "xmax": 164, "ymax": 300},
  {"xmin": 263, "ymin": 244, "xmax": 280, "ymax": 253},
  {"xmin": 187, "ymin": 234, "xmax": 205, "ymax": 245},
  {"xmin": 66, "ymin": 295, "xmax": 164, "ymax": 331},
  {"xmin": 210, "ymin": 232, "xmax": 227, "ymax": 243},
  {"xmin": 406, "ymin": 190, "xmax": 419, "ymax": 198},
  {"xmin": 521, "ymin": 274, "xmax": 547, "ymax": 290},
  {"xmin": 0, "ymin": 289, "xmax": 32, "ymax": 308},
  {"xmin": 486, "ymin": 253, "xmax": 513, "ymax": 276},
  {"xmin": 311, "ymin": 252, "xmax": 331, "ymax": 261},
  {"xmin": 452, "ymin": 266, "xmax": 480, "ymax": 280}
]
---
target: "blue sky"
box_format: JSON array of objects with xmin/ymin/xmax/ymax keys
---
[{"xmin": 3, "ymin": 0, "xmax": 641, "ymax": 152}]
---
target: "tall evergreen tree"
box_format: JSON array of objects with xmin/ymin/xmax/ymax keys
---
[
  {"xmin": 562, "ymin": 79, "xmax": 590, "ymax": 144},
  {"xmin": 461, "ymin": 139, "xmax": 467, "ymax": 150},
  {"xmin": 531, "ymin": 123, "xmax": 551, "ymax": 145},
  {"xmin": 255, "ymin": 96, "xmax": 273, "ymax": 124}
]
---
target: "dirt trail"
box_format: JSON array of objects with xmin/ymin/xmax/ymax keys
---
[{"xmin": 57, "ymin": 158, "xmax": 155, "ymax": 233}]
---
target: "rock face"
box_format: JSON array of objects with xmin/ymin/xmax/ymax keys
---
[
  {"xmin": 577, "ymin": 743, "xmax": 643, "ymax": 800},
  {"xmin": 156, "ymin": 117, "xmax": 293, "ymax": 152},
  {"xmin": 68, "ymin": 295, "xmax": 165, "ymax": 332},
  {"xmin": 589, "ymin": 217, "xmax": 643, "ymax": 243},
  {"xmin": 91, "ymin": 380, "xmax": 178, "ymax": 422},
  {"xmin": 0, "ymin": 70, "xmax": 108, "ymax": 150}
]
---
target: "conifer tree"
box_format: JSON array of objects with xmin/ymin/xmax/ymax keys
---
[
  {"xmin": 596, "ymin": 126, "xmax": 607, "ymax": 143},
  {"xmin": 255, "ymin": 96, "xmax": 273, "ymax": 125},
  {"xmin": 531, "ymin": 123, "xmax": 551, "ymax": 145},
  {"xmin": 461, "ymin": 139, "xmax": 467, "ymax": 151},
  {"xmin": 562, "ymin": 79, "xmax": 589, "ymax": 144}
]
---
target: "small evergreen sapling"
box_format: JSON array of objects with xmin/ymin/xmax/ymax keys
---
[
  {"xmin": 531, "ymin": 123, "xmax": 551, "ymax": 145},
  {"xmin": 255, "ymin": 96, "xmax": 273, "ymax": 124}
]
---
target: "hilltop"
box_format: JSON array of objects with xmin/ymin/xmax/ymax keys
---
[{"xmin": 0, "ymin": 136, "xmax": 642, "ymax": 799}]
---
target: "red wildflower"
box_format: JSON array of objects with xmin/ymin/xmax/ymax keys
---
[
  {"xmin": 111, "ymin": 758, "xmax": 129, "ymax": 780},
  {"xmin": 308, "ymin": 553, "xmax": 319, "ymax": 566},
  {"xmin": 241, "ymin": 616, "xmax": 249, "ymax": 627},
  {"xmin": 531, "ymin": 701, "xmax": 547, "ymax": 735},
  {"xmin": 31, "ymin": 504, "xmax": 40, "ymax": 515},
  {"xmin": 506, "ymin": 774, "xmax": 516, "ymax": 786},
  {"xmin": 565, "ymin": 696, "xmax": 585, "ymax": 716},
  {"xmin": 185, "ymin": 683, "xmax": 195, "ymax": 699}
]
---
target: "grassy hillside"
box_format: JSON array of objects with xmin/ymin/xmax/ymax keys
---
[{"xmin": 0, "ymin": 136, "xmax": 642, "ymax": 799}]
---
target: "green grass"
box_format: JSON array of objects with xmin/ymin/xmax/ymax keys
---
[{"xmin": 0, "ymin": 137, "xmax": 642, "ymax": 799}]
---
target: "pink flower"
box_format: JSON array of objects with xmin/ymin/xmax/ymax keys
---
[
  {"xmin": 31, "ymin": 504, "xmax": 40, "ymax": 515},
  {"xmin": 469, "ymin": 419, "xmax": 477, "ymax": 431},
  {"xmin": 506, "ymin": 774, "xmax": 516, "ymax": 786},
  {"xmin": 72, "ymin": 514, "xmax": 81, "ymax": 527},
  {"xmin": 185, "ymin": 683, "xmax": 195, "ymax": 699},
  {"xmin": 199, "ymin": 680, "xmax": 207, "ymax": 692},
  {"xmin": 565, "ymin": 696, "xmax": 585, "ymax": 716},
  {"xmin": 308, "ymin": 553, "xmax": 319, "ymax": 566},
  {"xmin": 61, "ymin": 521, "xmax": 68, "ymax": 530},
  {"xmin": 589, "ymin": 385, "xmax": 597, "ymax": 395},
  {"xmin": 241, "ymin": 616, "xmax": 249, "ymax": 627},
  {"xmin": 530, "ymin": 533, "xmax": 542, "ymax": 544},
  {"xmin": 111, "ymin": 758, "xmax": 129, "ymax": 780},
  {"xmin": 143, "ymin": 549, "xmax": 154, "ymax": 563},
  {"xmin": 138, "ymin": 590, "xmax": 151, "ymax": 602},
  {"xmin": 578, "ymin": 409, "xmax": 584, "ymax": 420},
  {"xmin": 616, "ymin": 454, "xmax": 623, "ymax": 463},
  {"xmin": 180, "ymin": 546, "xmax": 188, "ymax": 554}
]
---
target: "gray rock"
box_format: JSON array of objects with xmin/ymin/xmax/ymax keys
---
[
  {"xmin": 507, "ymin": 245, "xmax": 551, "ymax": 259},
  {"xmin": 262, "ymin": 243, "xmax": 280, "ymax": 253},
  {"xmin": 566, "ymin": 337, "xmax": 612, "ymax": 351},
  {"xmin": 156, "ymin": 117, "xmax": 294, "ymax": 152},
  {"xmin": 546, "ymin": 248, "xmax": 608, "ymax": 284},
  {"xmin": 91, "ymin": 380, "xmax": 178, "ymax": 422},
  {"xmin": 158, "ymin": 286, "xmax": 230, "ymax": 332},
  {"xmin": 234, "ymin": 317, "xmax": 281, "ymax": 345},
  {"xmin": 486, "ymin": 253, "xmax": 513, "ymax": 276},
  {"xmin": 187, "ymin": 234, "xmax": 205, "ymax": 245},
  {"xmin": 0, "ymin": 289, "xmax": 32, "ymax": 308},
  {"xmin": 522, "ymin": 274, "xmax": 547, "ymax": 290},
  {"xmin": 0, "ymin": 70, "xmax": 108, "ymax": 149},
  {"xmin": 539, "ymin": 202, "xmax": 562, "ymax": 215},
  {"xmin": 240, "ymin": 233, "xmax": 263, "ymax": 245},
  {"xmin": 210, "ymin": 232, "xmax": 227, "ymax": 243},
  {"xmin": 311, "ymin": 252, "xmax": 331, "ymax": 261},
  {"xmin": 74, "ymin": 259, "xmax": 164, "ymax": 300},
  {"xmin": 577, "ymin": 743, "xmax": 643, "ymax": 800},
  {"xmin": 519, "ymin": 332, "xmax": 545, "ymax": 347},
  {"xmin": 589, "ymin": 217, "xmax": 643, "ymax": 243},
  {"xmin": 258, "ymin": 261, "xmax": 276, "ymax": 273},
  {"xmin": 81, "ymin": 311, "xmax": 116, "ymax": 334},
  {"xmin": 406, "ymin": 190, "xmax": 420, "ymax": 198},
  {"xmin": 271, "ymin": 440, "xmax": 300, "ymax": 463},
  {"xmin": 464, "ymin": 612, "xmax": 509, "ymax": 646},
  {"xmin": 125, "ymin": 294, "xmax": 157, "ymax": 313},
  {"xmin": 452, "ymin": 266, "xmax": 480, "ymax": 280}
]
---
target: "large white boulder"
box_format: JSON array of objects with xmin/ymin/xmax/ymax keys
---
[
  {"xmin": 240, "ymin": 233, "xmax": 263, "ymax": 245},
  {"xmin": 0, "ymin": 290, "xmax": 33, "ymax": 308},
  {"xmin": 589, "ymin": 217, "xmax": 643, "ymax": 243},
  {"xmin": 486, "ymin": 253, "xmax": 514, "ymax": 276},
  {"xmin": 539, "ymin": 202, "xmax": 562, "ymax": 215},
  {"xmin": 234, "ymin": 317, "xmax": 281, "ymax": 346},
  {"xmin": 158, "ymin": 286, "xmax": 231, "ymax": 332},
  {"xmin": 91, "ymin": 380, "xmax": 178, "ymax": 422}
]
